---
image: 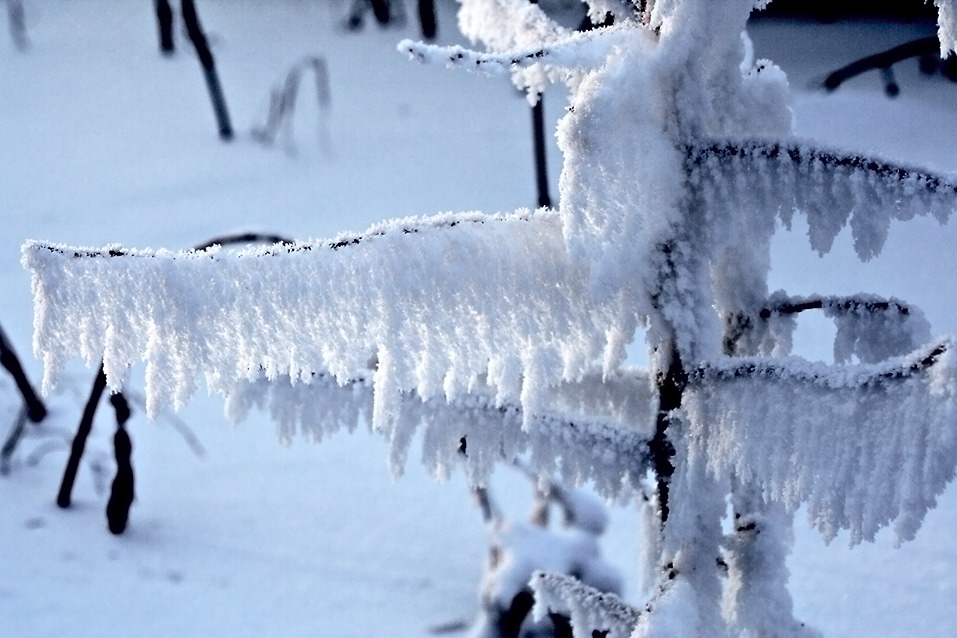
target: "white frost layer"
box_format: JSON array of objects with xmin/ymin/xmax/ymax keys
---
[
  {"xmin": 227, "ymin": 368, "xmax": 654, "ymax": 496},
  {"xmin": 685, "ymin": 341, "xmax": 957, "ymax": 546},
  {"xmin": 23, "ymin": 211, "xmax": 640, "ymax": 427}
]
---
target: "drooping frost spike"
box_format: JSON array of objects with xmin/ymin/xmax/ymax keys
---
[
  {"xmin": 688, "ymin": 141, "xmax": 957, "ymax": 260},
  {"xmin": 22, "ymin": 211, "xmax": 641, "ymax": 428},
  {"xmin": 686, "ymin": 340, "xmax": 957, "ymax": 546},
  {"xmin": 228, "ymin": 368, "xmax": 655, "ymax": 496}
]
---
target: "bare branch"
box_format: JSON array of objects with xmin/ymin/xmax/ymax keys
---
[{"xmin": 399, "ymin": 22, "xmax": 640, "ymax": 76}]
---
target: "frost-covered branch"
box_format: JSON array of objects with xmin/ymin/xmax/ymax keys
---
[
  {"xmin": 23, "ymin": 211, "xmax": 640, "ymax": 434},
  {"xmin": 530, "ymin": 571, "xmax": 642, "ymax": 638},
  {"xmin": 229, "ymin": 367, "xmax": 654, "ymax": 496},
  {"xmin": 726, "ymin": 293, "xmax": 931, "ymax": 363},
  {"xmin": 399, "ymin": 22, "xmax": 638, "ymax": 77},
  {"xmin": 757, "ymin": 293, "xmax": 912, "ymax": 320},
  {"xmin": 689, "ymin": 140, "xmax": 957, "ymax": 259},
  {"xmin": 685, "ymin": 339, "xmax": 957, "ymax": 545},
  {"xmin": 457, "ymin": 0, "xmax": 567, "ymax": 53}
]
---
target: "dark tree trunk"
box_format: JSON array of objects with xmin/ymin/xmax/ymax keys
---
[
  {"xmin": 154, "ymin": 0, "xmax": 175, "ymax": 55},
  {"xmin": 418, "ymin": 0, "xmax": 437, "ymax": 40},
  {"xmin": 651, "ymin": 345, "xmax": 684, "ymax": 524},
  {"xmin": 531, "ymin": 99, "xmax": 552, "ymax": 209},
  {"xmin": 181, "ymin": 0, "xmax": 233, "ymax": 140},
  {"xmin": 370, "ymin": 0, "xmax": 391, "ymax": 25},
  {"xmin": 57, "ymin": 367, "xmax": 107, "ymax": 508}
]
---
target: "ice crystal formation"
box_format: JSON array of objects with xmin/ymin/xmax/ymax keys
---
[{"xmin": 21, "ymin": 0, "xmax": 957, "ymax": 635}]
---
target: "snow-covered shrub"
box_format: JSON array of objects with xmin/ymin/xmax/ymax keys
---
[{"xmin": 20, "ymin": 0, "xmax": 957, "ymax": 635}]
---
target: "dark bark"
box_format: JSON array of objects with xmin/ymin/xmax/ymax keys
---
[
  {"xmin": 106, "ymin": 424, "xmax": 134, "ymax": 534},
  {"xmin": 417, "ymin": 0, "xmax": 437, "ymax": 40},
  {"xmin": 651, "ymin": 345, "xmax": 684, "ymax": 524},
  {"xmin": 7, "ymin": 0, "xmax": 28, "ymax": 51},
  {"xmin": 0, "ymin": 325, "xmax": 46, "ymax": 423},
  {"xmin": 57, "ymin": 366, "xmax": 132, "ymax": 510},
  {"xmin": 531, "ymin": 99, "xmax": 552, "ymax": 209},
  {"xmin": 194, "ymin": 231, "xmax": 293, "ymax": 252},
  {"xmin": 181, "ymin": 0, "xmax": 233, "ymax": 140},
  {"xmin": 57, "ymin": 366, "xmax": 107, "ymax": 508},
  {"xmin": 154, "ymin": 0, "xmax": 175, "ymax": 55}
]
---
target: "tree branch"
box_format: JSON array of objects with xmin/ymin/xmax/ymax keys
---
[
  {"xmin": 693, "ymin": 339, "xmax": 949, "ymax": 387},
  {"xmin": 820, "ymin": 37, "xmax": 941, "ymax": 95},
  {"xmin": 688, "ymin": 141, "xmax": 957, "ymax": 196},
  {"xmin": 0, "ymin": 324, "xmax": 47, "ymax": 423}
]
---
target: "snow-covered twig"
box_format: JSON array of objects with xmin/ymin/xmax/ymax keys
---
[
  {"xmin": 399, "ymin": 22, "xmax": 640, "ymax": 76},
  {"xmin": 23, "ymin": 211, "xmax": 639, "ymax": 436},
  {"xmin": 231, "ymin": 367, "xmax": 653, "ymax": 496},
  {"xmin": 0, "ymin": 323, "xmax": 46, "ymax": 423},
  {"xmin": 689, "ymin": 141, "xmax": 957, "ymax": 198},
  {"xmin": 694, "ymin": 338, "xmax": 950, "ymax": 387}
]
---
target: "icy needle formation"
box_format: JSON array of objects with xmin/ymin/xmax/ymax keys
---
[{"xmin": 21, "ymin": 0, "xmax": 957, "ymax": 635}]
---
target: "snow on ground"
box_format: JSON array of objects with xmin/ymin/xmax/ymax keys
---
[{"xmin": 1, "ymin": 2, "xmax": 955, "ymax": 636}]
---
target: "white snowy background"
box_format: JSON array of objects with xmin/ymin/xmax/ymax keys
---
[{"xmin": 2, "ymin": 1, "xmax": 956, "ymax": 636}]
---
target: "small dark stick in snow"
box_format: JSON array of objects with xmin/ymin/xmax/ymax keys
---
[{"xmin": 106, "ymin": 423, "xmax": 134, "ymax": 535}]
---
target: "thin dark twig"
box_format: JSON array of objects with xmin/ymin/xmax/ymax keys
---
[
  {"xmin": 57, "ymin": 365, "xmax": 107, "ymax": 508},
  {"xmin": 194, "ymin": 232, "xmax": 294, "ymax": 252},
  {"xmin": 1, "ymin": 407, "xmax": 28, "ymax": 476},
  {"xmin": 820, "ymin": 37, "xmax": 940, "ymax": 94},
  {"xmin": 181, "ymin": 0, "xmax": 233, "ymax": 140},
  {"xmin": 154, "ymin": 0, "xmax": 175, "ymax": 55},
  {"xmin": 0, "ymin": 324, "xmax": 47, "ymax": 423}
]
